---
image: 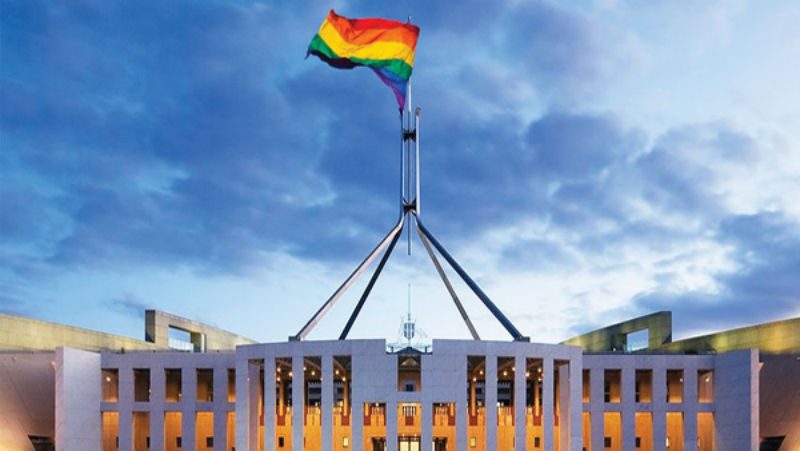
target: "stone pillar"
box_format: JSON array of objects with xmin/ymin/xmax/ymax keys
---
[
  {"xmin": 653, "ymin": 366, "xmax": 667, "ymax": 451},
  {"xmin": 264, "ymin": 357, "xmax": 276, "ymax": 451},
  {"xmin": 386, "ymin": 400, "xmax": 398, "ymax": 451},
  {"xmin": 589, "ymin": 368, "xmax": 604, "ymax": 451},
  {"xmin": 182, "ymin": 367, "xmax": 197, "ymax": 451},
  {"xmin": 150, "ymin": 365, "xmax": 165, "ymax": 451},
  {"xmin": 558, "ymin": 363, "xmax": 571, "ymax": 451},
  {"xmin": 485, "ymin": 355, "xmax": 498, "ymax": 451},
  {"xmin": 515, "ymin": 355, "xmax": 527, "ymax": 451},
  {"xmin": 542, "ymin": 358, "xmax": 554, "ymax": 451},
  {"xmin": 292, "ymin": 355, "xmax": 305, "ymax": 451},
  {"xmin": 421, "ymin": 402, "xmax": 433, "ymax": 451},
  {"xmin": 683, "ymin": 365, "xmax": 699, "ymax": 451},
  {"xmin": 322, "ymin": 355, "xmax": 334, "ymax": 451},
  {"xmin": 622, "ymin": 366, "xmax": 636, "ymax": 451},
  {"xmin": 213, "ymin": 365, "xmax": 228, "ymax": 451}
]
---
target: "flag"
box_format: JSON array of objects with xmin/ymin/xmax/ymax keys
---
[{"xmin": 307, "ymin": 10, "xmax": 420, "ymax": 110}]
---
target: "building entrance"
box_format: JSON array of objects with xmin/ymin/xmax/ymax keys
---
[
  {"xmin": 372, "ymin": 437, "xmax": 386, "ymax": 451},
  {"xmin": 398, "ymin": 435, "xmax": 421, "ymax": 451}
]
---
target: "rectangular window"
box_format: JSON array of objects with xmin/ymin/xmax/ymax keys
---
[
  {"xmin": 164, "ymin": 412, "xmax": 182, "ymax": 451},
  {"xmin": 697, "ymin": 370, "xmax": 714, "ymax": 403},
  {"xmin": 133, "ymin": 369, "xmax": 150, "ymax": 402},
  {"xmin": 635, "ymin": 370, "xmax": 652, "ymax": 403},
  {"xmin": 666, "ymin": 370, "xmax": 684, "ymax": 403},
  {"xmin": 102, "ymin": 412, "xmax": 119, "ymax": 451},
  {"xmin": 196, "ymin": 412, "xmax": 214, "ymax": 451},
  {"xmin": 165, "ymin": 369, "xmax": 182, "ymax": 402},
  {"xmin": 197, "ymin": 369, "xmax": 214, "ymax": 402},
  {"xmin": 582, "ymin": 369, "xmax": 590, "ymax": 403},
  {"xmin": 227, "ymin": 368, "xmax": 236, "ymax": 402},
  {"xmin": 397, "ymin": 353, "xmax": 421, "ymax": 392},
  {"xmin": 102, "ymin": 369, "xmax": 119, "ymax": 402},
  {"xmin": 132, "ymin": 412, "xmax": 150, "ymax": 451},
  {"xmin": 604, "ymin": 370, "xmax": 621, "ymax": 403},
  {"xmin": 697, "ymin": 412, "xmax": 714, "ymax": 451}
]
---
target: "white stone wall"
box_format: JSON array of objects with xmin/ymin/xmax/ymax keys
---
[
  {"xmin": 56, "ymin": 347, "xmax": 102, "ymax": 451},
  {"xmin": 582, "ymin": 351, "xmax": 758, "ymax": 451},
  {"xmin": 101, "ymin": 350, "xmax": 236, "ymax": 451}
]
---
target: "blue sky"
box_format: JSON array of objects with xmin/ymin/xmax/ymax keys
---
[{"xmin": 2, "ymin": 0, "xmax": 799, "ymax": 344}]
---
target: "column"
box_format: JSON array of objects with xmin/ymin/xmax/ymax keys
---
[
  {"xmin": 622, "ymin": 367, "xmax": 636, "ymax": 451},
  {"xmin": 183, "ymin": 366, "xmax": 197, "ymax": 451},
  {"xmin": 292, "ymin": 355, "xmax": 305, "ymax": 451},
  {"xmin": 558, "ymin": 363, "xmax": 570, "ymax": 451},
  {"xmin": 568, "ymin": 359, "xmax": 583, "ymax": 451},
  {"xmin": 264, "ymin": 358, "xmax": 276, "ymax": 451},
  {"xmin": 421, "ymin": 402, "xmax": 433, "ymax": 451},
  {"xmin": 118, "ymin": 365, "xmax": 133, "ymax": 451},
  {"xmin": 683, "ymin": 365, "xmax": 698, "ymax": 451},
  {"xmin": 386, "ymin": 398, "xmax": 398, "ymax": 451},
  {"xmin": 653, "ymin": 367, "xmax": 667, "ymax": 451},
  {"xmin": 514, "ymin": 355, "xmax": 526, "ymax": 451},
  {"xmin": 213, "ymin": 365, "xmax": 228, "ymax": 451},
  {"xmin": 321, "ymin": 355, "xmax": 334, "ymax": 451},
  {"xmin": 542, "ymin": 358, "xmax": 554, "ymax": 451},
  {"xmin": 590, "ymin": 368, "xmax": 604, "ymax": 451},
  {"xmin": 485, "ymin": 355, "xmax": 498, "ymax": 451}
]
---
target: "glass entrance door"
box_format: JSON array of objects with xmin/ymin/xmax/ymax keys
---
[{"xmin": 398, "ymin": 435, "xmax": 420, "ymax": 451}]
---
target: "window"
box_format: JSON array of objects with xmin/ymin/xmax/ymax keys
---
[
  {"xmin": 604, "ymin": 370, "xmax": 621, "ymax": 403},
  {"xmin": 176, "ymin": 436, "xmax": 182, "ymax": 448},
  {"xmin": 582, "ymin": 369, "xmax": 590, "ymax": 403},
  {"xmin": 604, "ymin": 436, "xmax": 612, "ymax": 448},
  {"xmin": 635, "ymin": 370, "xmax": 652, "ymax": 403},
  {"xmin": 470, "ymin": 437, "xmax": 477, "ymax": 448},
  {"xmin": 278, "ymin": 436, "xmax": 285, "ymax": 448},
  {"xmin": 697, "ymin": 370, "xmax": 714, "ymax": 403},
  {"xmin": 102, "ymin": 369, "xmax": 119, "ymax": 402},
  {"xmin": 206, "ymin": 437, "xmax": 213, "ymax": 448},
  {"xmin": 197, "ymin": 369, "xmax": 213, "ymax": 402},
  {"xmin": 165, "ymin": 369, "xmax": 182, "ymax": 402},
  {"xmin": 534, "ymin": 437, "xmax": 541, "ymax": 448},
  {"xmin": 227, "ymin": 369, "xmax": 236, "ymax": 402},
  {"xmin": 133, "ymin": 369, "xmax": 150, "ymax": 402},
  {"xmin": 666, "ymin": 370, "xmax": 684, "ymax": 403},
  {"xmin": 343, "ymin": 436, "xmax": 349, "ymax": 448},
  {"xmin": 636, "ymin": 437, "xmax": 641, "ymax": 448}
]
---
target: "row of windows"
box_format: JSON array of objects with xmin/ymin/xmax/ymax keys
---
[
  {"xmin": 102, "ymin": 368, "xmax": 236, "ymax": 403},
  {"xmin": 583, "ymin": 368, "xmax": 715, "ymax": 404}
]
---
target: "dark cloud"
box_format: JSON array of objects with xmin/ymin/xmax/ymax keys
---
[{"xmin": 635, "ymin": 212, "xmax": 800, "ymax": 336}]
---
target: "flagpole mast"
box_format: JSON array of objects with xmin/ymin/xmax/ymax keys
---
[{"xmin": 407, "ymin": 81, "xmax": 413, "ymax": 254}]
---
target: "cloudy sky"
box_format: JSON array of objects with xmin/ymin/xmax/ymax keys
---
[{"xmin": 2, "ymin": 0, "xmax": 799, "ymax": 344}]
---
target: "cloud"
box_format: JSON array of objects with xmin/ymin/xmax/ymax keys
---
[{"xmin": 107, "ymin": 294, "xmax": 152, "ymax": 319}]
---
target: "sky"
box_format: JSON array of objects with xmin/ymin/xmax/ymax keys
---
[{"xmin": 2, "ymin": 0, "xmax": 800, "ymax": 345}]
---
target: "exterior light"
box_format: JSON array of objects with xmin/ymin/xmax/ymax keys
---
[
  {"xmin": 512, "ymin": 367, "xmax": 515, "ymax": 372},
  {"xmin": 335, "ymin": 369, "xmax": 339, "ymax": 375},
  {"xmin": 479, "ymin": 370, "xmax": 483, "ymax": 375},
  {"xmin": 277, "ymin": 367, "xmax": 281, "ymax": 373},
  {"xmin": 105, "ymin": 376, "xmax": 111, "ymax": 382},
  {"xmin": 289, "ymin": 372, "xmax": 293, "ymax": 377},
  {"xmin": 311, "ymin": 370, "xmax": 316, "ymax": 376},
  {"xmin": 525, "ymin": 372, "xmax": 530, "ymax": 378},
  {"xmin": 538, "ymin": 367, "xmax": 542, "ymax": 373},
  {"xmin": 472, "ymin": 377, "xmax": 477, "ymax": 382},
  {"xmin": 503, "ymin": 370, "xmax": 508, "ymax": 377}
]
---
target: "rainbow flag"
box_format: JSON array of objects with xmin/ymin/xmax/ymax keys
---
[{"xmin": 307, "ymin": 10, "xmax": 420, "ymax": 110}]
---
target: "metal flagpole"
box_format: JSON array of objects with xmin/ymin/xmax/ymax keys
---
[
  {"xmin": 406, "ymin": 81, "xmax": 413, "ymax": 255},
  {"xmin": 415, "ymin": 106, "xmax": 421, "ymax": 216}
]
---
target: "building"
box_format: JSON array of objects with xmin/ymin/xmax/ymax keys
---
[{"xmin": 1, "ymin": 309, "xmax": 798, "ymax": 451}]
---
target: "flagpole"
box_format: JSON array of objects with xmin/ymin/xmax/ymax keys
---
[{"xmin": 406, "ymin": 81, "xmax": 413, "ymax": 255}]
